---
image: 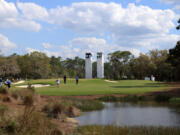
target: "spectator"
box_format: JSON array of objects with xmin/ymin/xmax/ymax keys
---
[
  {"xmin": 76, "ymin": 75, "xmax": 79, "ymax": 85},
  {"xmin": 0, "ymin": 78, "xmax": 2, "ymax": 87},
  {"xmin": 63, "ymin": 75, "xmax": 67, "ymax": 84},
  {"xmin": 56, "ymin": 78, "xmax": 60, "ymax": 86},
  {"xmin": 5, "ymin": 79, "xmax": 11, "ymax": 88}
]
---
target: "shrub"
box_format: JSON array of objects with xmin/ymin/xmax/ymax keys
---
[
  {"xmin": 5, "ymin": 121, "xmax": 18, "ymax": 133},
  {"xmin": 50, "ymin": 128, "xmax": 64, "ymax": 135},
  {"xmin": 3, "ymin": 97, "xmax": 11, "ymax": 102},
  {"xmin": 169, "ymin": 98, "xmax": 180, "ymax": 103},
  {"xmin": 27, "ymin": 83, "xmax": 35, "ymax": 92},
  {"xmin": 23, "ymin": 95, "xmax": 34, "ymax": 106},
  {"xmin": 97, "ymin": 95, "xmax": 144, "ymax": 102},
  {"xmin": 66, "ymin": 98, "xmax": 104, "ymax": 112},
  {"xmin": 0, "ymin": 104, "xmax": 8, "ymax": 116},
  {"xmin": 11, "ymin": 91, "xmax": 19, "ymax": 100},
  {"xmin": 43, "ymin": 101, "xmax": 65, "ymax": 118},
  {"xmin": 0, "ymin": 87, "xmax": 8, "ymax": 94},
  {"xmin": 98, "ymin": 96, "xmax": 118, "ymax": 102},
  {"xmin": 155, "ymin": 95, "xmax": 170, "ymax": 102}
]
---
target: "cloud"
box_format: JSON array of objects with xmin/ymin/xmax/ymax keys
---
[
  {"xmin": 27, "ymin": 37, "xmax": 141, "ymax": 59},
  {"xmin": 160, "ymin": 0, "xmax": 180, "ymax": 4},
  {"xmin": 17, "ymin": 2, "xmax": 50, "ymax": 22},
  {"xmin": 25, "ymin": 34, "xmax": 180, "ymax": 59},
  {"xmin": 25, "ymin": 47, "xmax": 59, "ymax": 57},
  {"xmin": 112, "ymin": 33, "xmax": 180, "ymax": 51},
  {"xmin": 135, "ymin": 0, "xmax": 141, "ymax": 3},
  {"xmin": 46, "ymin": 2, "xmax": 178, "ymax": 51},
  {"xmin": 160, "ymin": 0, "xmax": 180, "ymax": 11},
  {"xmin": 0, "ymin": 33, "xmax": 17, "ymax": 53},
  {"xmin": 17, "ymin": 2, "xmax": 176, "ymax": 34},
  {"xmin": 1, "ymin": 1, "xmax": 179, "ymax": 55},
  {"xmin": 0, "ymin": 0, "xmax": 41, "ymax": 31},
  {"xmin": 174, "ymin": 5, "xmax": 180, "ymax": 10},
  {"xmin": 47, "ymin": 3, "xmax": 176, "ymax": 35},
  {"xmin": 42, "ymin": 42, "xmax": 53, "ymax": 49}
]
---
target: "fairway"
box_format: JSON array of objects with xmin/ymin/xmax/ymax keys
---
[{"xmin": 13, "ymin": 79, "xmax": 170, "ymax": 96}]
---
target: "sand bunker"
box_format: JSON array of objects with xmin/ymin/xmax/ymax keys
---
[
  {"xmin": 16, "ymin": 84, "xmax": 50, "ymax": 88},
  {"xmin": 13, "ymin": 80, "xmax": 25, "ymax": 85},
  {"xmin": 105, "ymin": 80, "xmax": 118, "ymax": 83}
]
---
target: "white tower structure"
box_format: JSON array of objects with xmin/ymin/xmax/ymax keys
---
[
  {"xmin": 97, "ymin": 52, "xmax": 104, "ymax": 78},
  {"xmin": 85, "ymin": 53, "xmax": 92, "ymax": 79}
]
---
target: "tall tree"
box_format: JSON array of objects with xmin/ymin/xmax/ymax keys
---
[
  {"xmin": 168, "ymin": 41, "xmax": 180, "ymax": 81},
  {"xmin": 149, "ymin": 50, "xmax": 172, "ymax": 81},
  {"xmin": 17, "ymin": 51, "xmax": 51, "ymax": 79},
  {"xmin": 49, "ymin": 56, "xmax": 63, "ymax": 77},
  {"xmin": 108, "ymin": 51, "xmax": 133, "ymax": 80},
  {"xmin": 0, "ymin": 55, "xmax": 20, "ymax": 78},
  {"xmin": 176, "ymin": 18, "xmax": 180, "ymax": 30},
  {"xmin": 131, "ymin": 53, "xmax": 154, "ymax": 79}
]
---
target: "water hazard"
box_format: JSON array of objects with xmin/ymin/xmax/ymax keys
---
[{"xmin": 76, "ymin": 102, "xmax": 180, "ymax": 127}]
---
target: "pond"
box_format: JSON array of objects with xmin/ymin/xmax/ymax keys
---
[{"xmin": 76, "ymin": 102, "xmax": 180, "ymax": 127}]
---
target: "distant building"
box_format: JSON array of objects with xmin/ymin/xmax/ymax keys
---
[
  {"xmin": 151, "ymin": 75, "xmax": 155, "ymax": 81},
  {"xmin": 97, "ymin": 52, "xmax": 104, "ymax": 78},
  {"xmin": 145, "ymin": 77, "xmax": 150, "ymax": 81},
  {"xmin": 85, "ymin": 53, "xmax": 92, "ymax": 79}
]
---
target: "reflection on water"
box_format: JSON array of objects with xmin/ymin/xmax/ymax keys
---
[{"xmin": 76, "ymin": 102, "xmax": 180, "ymax": 127}]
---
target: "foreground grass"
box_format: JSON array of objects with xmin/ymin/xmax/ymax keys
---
[
  {"xmin": 13, "ymin": 79, "xmax": 170, "ymax": 96},
  {"xmin": 74, "ymin": 125, "xmax": 180, "ymax": 135}
]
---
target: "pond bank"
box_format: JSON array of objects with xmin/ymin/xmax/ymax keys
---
[{"xmin": 74, "ymin": 125, "xmax": 180, "ymax": 135}]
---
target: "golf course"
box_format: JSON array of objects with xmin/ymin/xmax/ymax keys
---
[{"xmin": 13, "ymin": 79, "xmax": 170, "ymax": 96}]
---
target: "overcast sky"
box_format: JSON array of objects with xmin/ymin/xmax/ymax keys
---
[{"xmin": 0, "ymin": 0, "xmax": 180, "ymax": 59}]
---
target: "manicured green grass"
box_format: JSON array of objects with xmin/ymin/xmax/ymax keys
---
[{"xmin": 13, "ymin": 79, "xmax": 170, "ymax": 96}]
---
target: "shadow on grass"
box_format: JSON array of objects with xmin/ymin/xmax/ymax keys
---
[{"xmin": 110, "ymin": 83, "xmax": 168, "ymax": 89}]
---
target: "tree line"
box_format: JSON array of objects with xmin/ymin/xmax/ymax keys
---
[
  {"xmin": 0, "ymin": 19, "xmax": 179, "ymax": 81},
  {"xmin": 0, "ymin": 41, "xmax": 179, "ymax": 81}
]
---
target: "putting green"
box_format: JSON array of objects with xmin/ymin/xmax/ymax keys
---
[{"xmin": 13, "ymin": 79, "xmax": 170, "ymax": 96}]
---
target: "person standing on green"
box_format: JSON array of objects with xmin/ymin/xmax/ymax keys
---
[
  {"xmin": 63, "ymin": 75, "xmax": 67, "ymax": 84},
  {"xmin": 76, "ymin": 75, "xmax": 79, "ymax": 85},
  {"xmin": 0, "ymin": 78, "xmax": 2, "ymax": 87}
]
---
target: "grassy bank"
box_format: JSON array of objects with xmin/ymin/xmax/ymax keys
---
[
  {"xmin": 63, "ymin": 98, "xmax": 104, "ymax": 112},
  {"xmin": 13, "ymin": 79, "xmax": 170, "ymax": 96},
  {"xmin": 74, "ymin": 125, "xmax": 180, "ymax": 135}
]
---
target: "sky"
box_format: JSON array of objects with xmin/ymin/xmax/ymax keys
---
[{"xmin": 0, "ymin": 0, "xmax": 180, "ymax": 60}]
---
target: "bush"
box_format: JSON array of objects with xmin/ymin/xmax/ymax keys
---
[
  {"xmin": 5, "ymin": 121, "xmax": 18, "ymax": 133},
  {"xmin": 98, "ymin": 96, "xmax": 118, "ymax": 102},
  {"xmin": 27, "ymin": 83, "xmax": 35, "ymax": 92},
  {"xmin": 155, "ymin": 95, "xmax": 170, "ymax": 102},
  {"xmin": 169, "ymin": 98, "xmax": 180, "ymax": 103},
  {"xmin": 65, "ymin": 98, "xmax": 104, "ymax": 112},
  {"xmin": 11, "ymin": 91, "xmax": 19, "ymax": 100},
  {"xmin": 43, "ymin": 102, "xmax": 65, "ymax": 118},
  {"xmin": 97, "ymin": 95, "xmax": 144, "ymax": 102},
  {"xmin": 50, "ymin": 128, "xmax": 64, "ymax": 135},
  {"xmin": 23, "ymin": 95, "xmax": 34, "ymax": 106},
  {"xmin": 3, "ymin": 97, "xmax": 11, "ymax": 102},
  {"xmin": 0, "ymin": 87, "xmax": 8, "ymax": 94},
  {"xmin": 0, "ymin": 104, "xmax": 8, "ymax": 116}
]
